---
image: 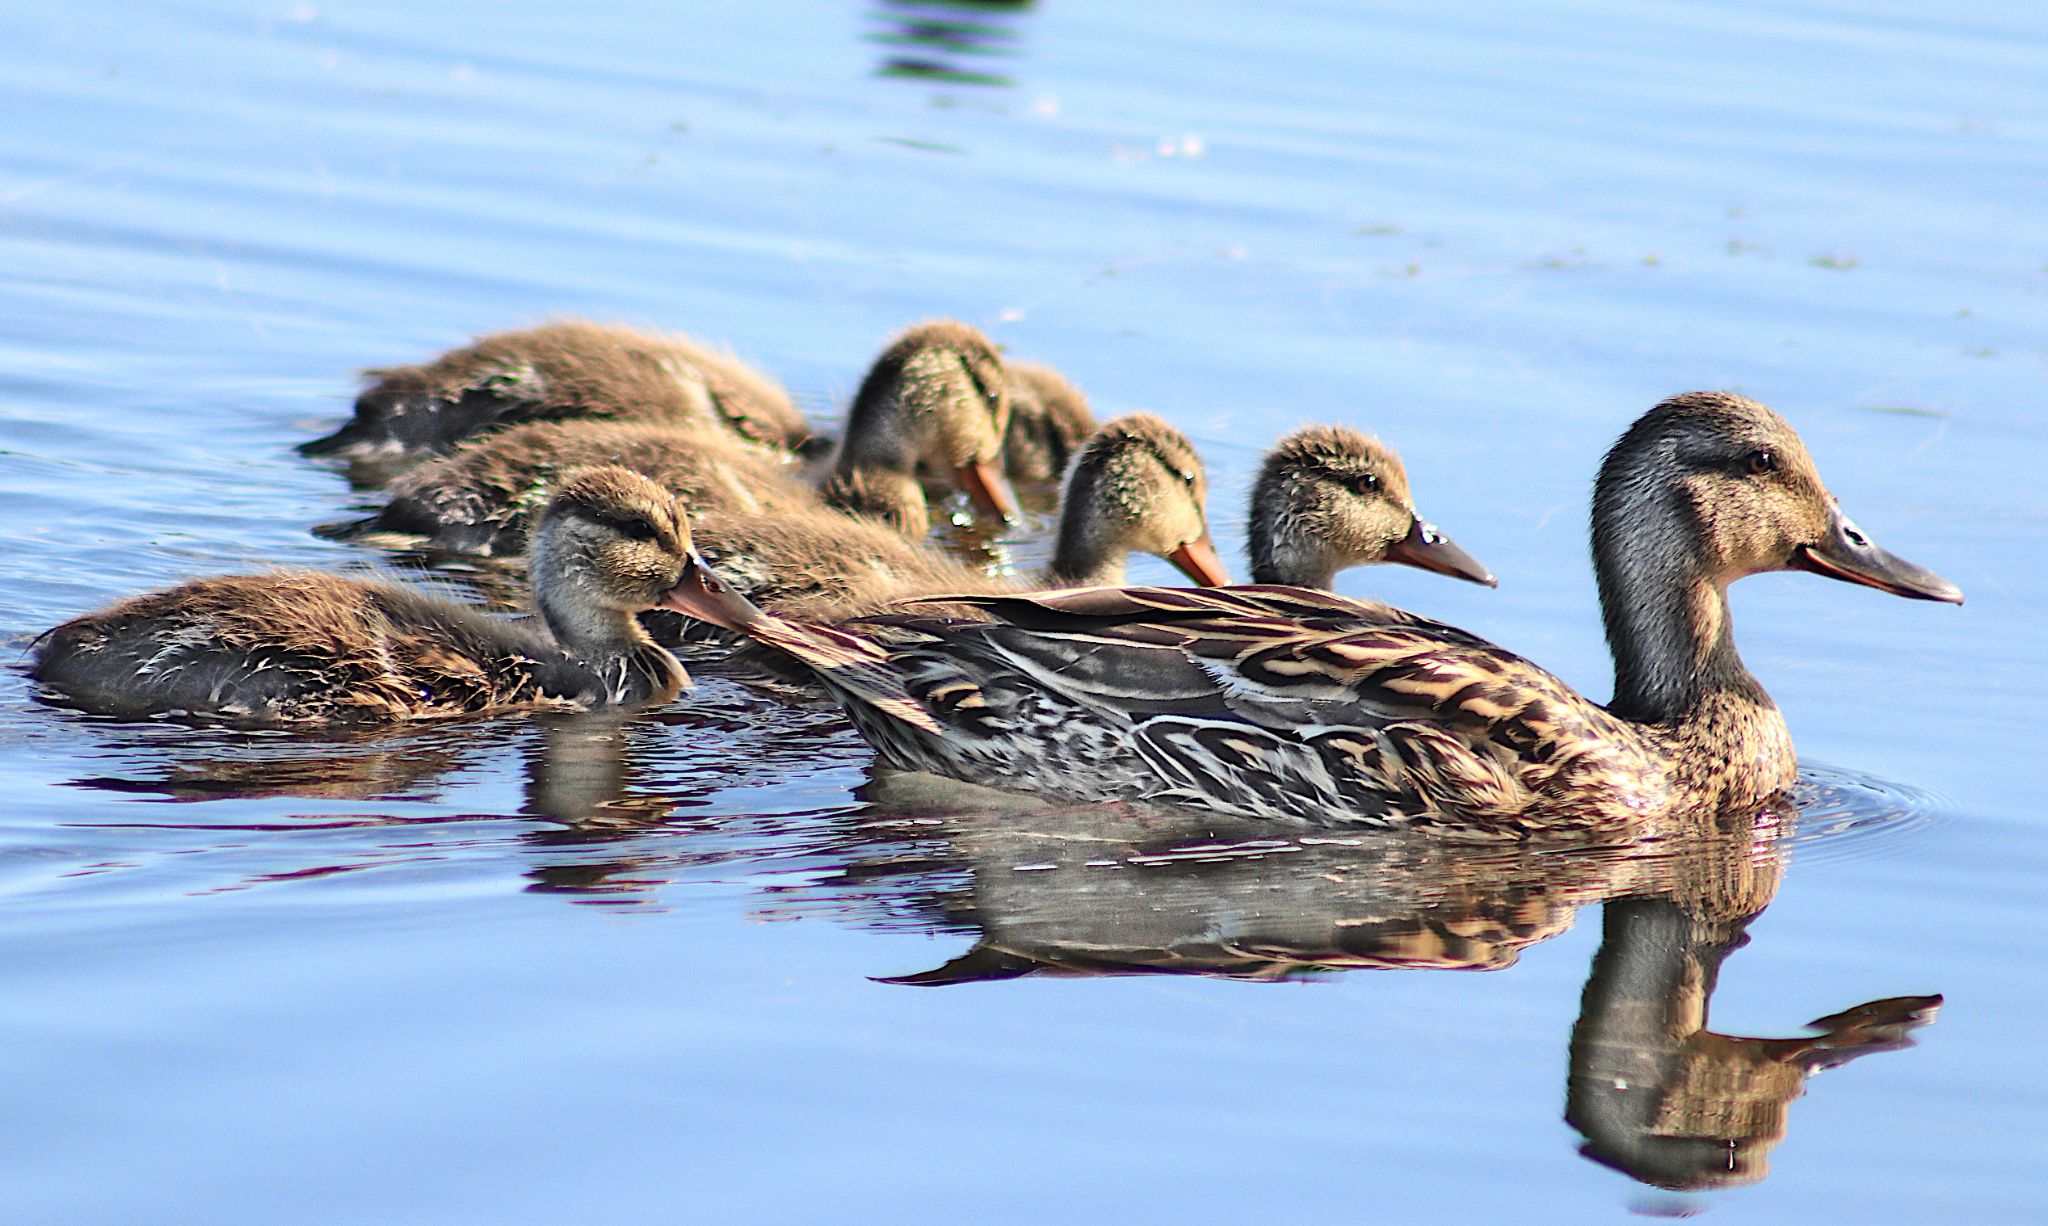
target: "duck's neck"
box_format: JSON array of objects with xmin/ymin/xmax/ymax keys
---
[
  {"xmin": 1598, "ymin": 534, "xmax": 1760, "ymax": 725},
  {"xmin": 1248, "ymin": 537, "xmax": 1335, "ymax": 589},
  {"xmin": 1246, "ymin": 489, "xmax": 1335, "ymax": 588},
  {"xmin": 535, "ymin": 581, "xmax": 686, "ymax": 705},
  {"xmin": 1046, "ymin": 508, "xmax": 1126, "ymax": 588}
]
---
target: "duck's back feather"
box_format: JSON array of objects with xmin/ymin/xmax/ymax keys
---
[{"xmin": 757, "ymin": 584, "xmax": 1668, "ymax": 834}]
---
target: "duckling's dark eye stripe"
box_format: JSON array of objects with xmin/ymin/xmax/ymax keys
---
[{"xmin": 588, "ymin": 510, "xmax": 659, "ymax": 540}]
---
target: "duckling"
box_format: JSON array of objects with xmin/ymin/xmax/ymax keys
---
[
  {"xmin": 1002, "ymin": 361, "xmax": 1096, "ymax": 484},
  {"xmin": 658, "ymin": 392, "xmax": 1961, "ymax": 836},
  {"xmin": 321, "ymin": 419, "xmax": 816, "ymax": 558},
  {"xmin": 817, "ymin": 320, "xmax": 1021, "ymax": 536},
  {"xmin": 299, "ymin": 321, "xmax": 815, "ymax": 470},
  {"xmin": 1249, "ymin": 424, "xmax": 1494, "ymax": 588},
  {"xmin": 33, "ymin": 467, "xmax": 700, "ymax": 724},
  {"xmin": 703, "ymin": 413, "xmax": 1229, "ymax": 625}
]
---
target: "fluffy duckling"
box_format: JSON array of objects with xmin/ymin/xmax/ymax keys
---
[
  {"xmin": 1248, "ymin": 424, "xmax": 1494, "ymax": 588},
  {"xmin": 33, "ymin": 467, "xmax": 701, "ymax": 724},
  {"xmin": 300, "ymin": 321, "xmax": 815, "ymax": 470},
  {"xmin": 658, "ymin": 393, "xmax": 1961, "ymax": 836},
  {"xmin": 817, "ymin": 320, "xmax": 1021, "ymax": 536},
  {"xmin": 1042, "ymin": 413, "xmax": 1226, "ymax": 588},
  {"xmin": 705, "ymin": 413, "xmax": 1228, "ymax": 625},
  {"xmin": 1002, "ymin": 361, "xmax": 1096, "ymax": 484},
  {"xmin": 321, "ymin": 419, "xmax": 816, "ymax": 557}
]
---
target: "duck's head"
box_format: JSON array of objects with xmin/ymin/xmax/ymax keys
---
[
  {"xmin": 1247, "ymin": 425, "xmax": 1494, "ymax": 590},
  {"xmin": 1593, "ymin": 392, "xmax": 1962, "ymax": 603},
  {"xmin": 1004, "ymin": 362, "xmax": 1097, "ymax": 483},
  {"xmin": 530, "ymin": 467, "xmax": 698, "ymax": 653},
  {"xmin": 1051, "ymin": 413, "xmax": 1229, "ymax": 587},
  {"xmin": 840, "ymin": 320, "xmax": 1020, "ymax": 523}
]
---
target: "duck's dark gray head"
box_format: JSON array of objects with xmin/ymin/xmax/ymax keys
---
[
  {"xmin": 1592, "ymin": 391, "xmax": 1961, "ymax": 604},
  {"xmin": 1053, "ymin": 413, "xmax": 1227, "ymax": 586},
  {"xmin": 1248, "ymin": 424, "xmax": 1493, "ymax": 590}
]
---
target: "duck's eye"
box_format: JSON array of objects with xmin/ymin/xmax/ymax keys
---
[
  {"xmin": 1745, "ymin": 448, "xmax": 1776, "ymax": 476},
  {"xmin": 602, "ymin": 513, "xmax": 659, "ymax": 541},
  {"xmin": 1346, "ymin": 471, "xmax": 1382, "ymax": 495},
  {"xmin": 1180, "ymin": 470, "xmax": 1198, "ymax": 487}
]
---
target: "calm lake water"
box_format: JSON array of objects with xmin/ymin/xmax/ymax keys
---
[{"xmin": 3, "ymin": 1, "xmax": 2045, "ymax": 1220}]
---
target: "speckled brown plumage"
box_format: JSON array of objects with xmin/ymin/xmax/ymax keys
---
[
  {"xmin": 323, "ymin": 419, "xmax": 814, "ymax": 557},
  {"xmin": 1002, "ymin": 361, "xmax": 1096, "ymax": 484},
  {"xmin": 300, "ymin": 321, "xmax": 814, "ymax": 469},
  {"xmin": 671, "ymin": 393, "xmax": 1960, "ymax": 837},
  {"xmin": 708, "ymin": 413, "xmax": 1227, "ymax": 626},
  {"xmin": 1248, "ymin": 423, "xmax": 1493, "ymax": 589},
  {"xmin": 820, "ymin": 320, "xmax": 1017, "ymax": 537},
  {"xmin": 35, "ymin": 467, "xmax": 699, "ymax": 725}
]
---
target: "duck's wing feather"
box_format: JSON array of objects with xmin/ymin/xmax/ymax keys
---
[{"xmin": 872, "ymin": 585, "xmax": 1657, "ymax": 831}]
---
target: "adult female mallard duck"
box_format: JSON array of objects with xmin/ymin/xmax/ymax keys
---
[
  {"xmin": 656, "ymin": 393, "xmax": 1961, "ymax": 836},
  {"xmin": 816, "ymin": 319, "xmax": 1021, "ymax": 536},
  {"xmin": 33, "ymin": 467, "xmax": 703, "ymax": 724},
  {"xmin": 300, "ymin": 321, "xmax": 817, "ymax": 471}
]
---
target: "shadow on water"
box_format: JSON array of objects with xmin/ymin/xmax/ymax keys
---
[
  {"xmin": 765, "ymin": 772, "xmax": 1942, "ymax": 1196},
  {"xmin": 866, "ymin": 0, "xmax": 1036, "ymax": 88}
]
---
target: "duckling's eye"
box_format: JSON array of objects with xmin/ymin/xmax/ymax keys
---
[
  {"xmin": 1345, "ymin": 472, "xmax": 1382, "ymax": 495},
  {"xmin": 1745, "ymin": 448, "xmax": 1776, "ymax": 476},
  {"xmin": 1180, "ymin": 470, "xmax": 1198, "ymax": 487},
  {"xmin": 599, "ymin": 513, "xmax": 659, "ymax": 541}
]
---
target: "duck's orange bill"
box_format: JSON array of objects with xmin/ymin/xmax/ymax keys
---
[
  {"xmin": 955, "ymin": 460, "xmax": 1022, "ymax": 524},
  {"xmin": 657, "ymin": 554, "xmax": 767, "ymax": 632},
  {"xmin": 1166, "ymin": 533, "xmax": 1232, "ymax": 587}
]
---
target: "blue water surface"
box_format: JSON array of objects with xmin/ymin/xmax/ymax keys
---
[{"xmin": 1, "ymin": 1, "xmax": 2044, "ymax": 1221}]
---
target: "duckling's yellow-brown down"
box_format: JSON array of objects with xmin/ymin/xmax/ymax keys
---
[
  {"xmin": 300, "ymin": 321, "xmax": 815, "ymax": 470},
  {"xmin": 35, "ymin": 467, "xmax": 700, "ymax": 724}
]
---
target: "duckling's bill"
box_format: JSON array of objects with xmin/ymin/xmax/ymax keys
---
[
  {"xmin": 1383, "ymin": 517, "xmax": 1497, "ymax": 588},
  {"xmin": 1166, "ymin": 532, "xmax": 1232, "ymax": 586},
  {"xmin": 658, "ymin": 554, "xmax": 770, "ymax": 632},
  {"xmin": 1792, "ymin": 503, "xmax": 1963, "ymax": 605},
  {"xmin": 956, "ymin": 460, "xmax": 1022, "ymax": 524}
]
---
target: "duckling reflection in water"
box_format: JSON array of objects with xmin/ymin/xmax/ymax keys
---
[
  {"xmin": 662, "ymin": 393, "xmax": 1958, "ymax": 837},
  {"xmin": 33, "ymin": 467, "xmax": 704, "ymax": 724}
]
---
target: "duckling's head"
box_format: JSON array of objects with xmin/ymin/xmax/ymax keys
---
[
  {"xmin": 1592, "ymin": 392, "xmax": 1961, "ymax": 603},
  {"xmin": 530, "ymin": 466, "xmax": 695, "ymax": 656},
  {"xmin": 1248, "ymin": 425, "xmax": 1494, "ymax": 590},
  {"xmin": 840, "ymin": 320, "xmax": 1020, "ymax": 523},
  {"xmin": 1004, "ymin": 362, "xmax": 1097, "ymax": 483},
  {"xmin": 1051, "ymin": 413, "xmax": 1229, "ymax": 587}
]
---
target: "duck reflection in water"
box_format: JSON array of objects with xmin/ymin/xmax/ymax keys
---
[
  {"xmin": 786, "ymin": 775, "xmax": 1939, "ymax": 1193},
  {"xmin": 867, "ymin": 1, "xmax": 1035, "ymax": 90}
]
